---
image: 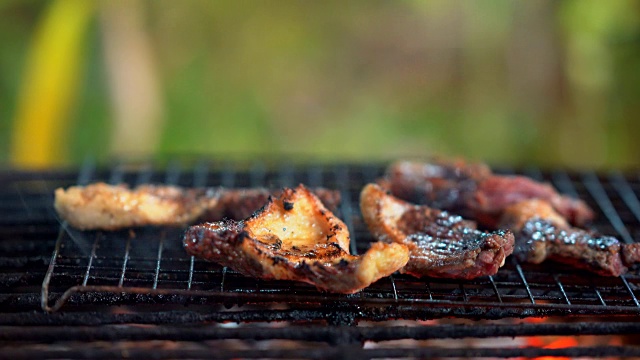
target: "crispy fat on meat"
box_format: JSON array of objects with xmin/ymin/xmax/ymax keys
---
[
  {"xmin": 54, "ymin": 183, "xmax": 221, "ymax": 230},
  {"xmin": 385, "ymin": 160, "xmax": 594, "ymax": 227},
  {"xmin": 184, "ymin": 185, "xmax": 409, "ymax": 294},
  {"xmin": 360, "ymin": 184, "xmax": 514, "ymax": 279},
  {"xmin": 54, "ymin": 183, "xmax": 340, "ymax": 230},
  {"xmin": 501, "ymin": 199, "xmax": 640, "ymax": 276}
]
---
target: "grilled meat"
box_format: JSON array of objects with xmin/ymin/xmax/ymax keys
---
[
  {"xmin": 385, "ymin": 159, "xmax": 490, "ymax": 213},
  {"xmin": 54, "ymin": 183, "xmax": 220, "ymax": 230},
  {"xmin": 501, "ymin": 199, "xmax": 640, "ymax": 276},
  {"xmin": 54, "ymin": 183, "xmax": 340, "ymax": 230},
  {"xmin": 385, "ymin": 160, "xmax": 594, "ymax": 227},
  {"xmin": 472, "ymin": 176, "xmax": 594, "ymax": 228},
  {"xmin": 360, "ymin": 183, "xmax": 514, "ymax": 279},
  {"xmin": 184, "ymin": 185, "xmax": 409, "ymax": 294}
]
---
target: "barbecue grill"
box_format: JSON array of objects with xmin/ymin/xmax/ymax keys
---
[{"xmin": 2, "ymin": 158, "xmax": 640, "ymax": 359}]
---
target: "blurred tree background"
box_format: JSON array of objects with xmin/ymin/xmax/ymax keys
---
[{"xmin": 1, "ymin": 0, "xmax": 639, "ymax": 169}]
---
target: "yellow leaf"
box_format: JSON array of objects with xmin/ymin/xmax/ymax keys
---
[{"xmin": 11, "ymin": 0, "xmax": 94, "ymax": 168}]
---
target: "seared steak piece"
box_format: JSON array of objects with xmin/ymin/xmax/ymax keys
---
[
  {"xmin": 55, "ymin": 183, "xmax": 340, "ymax": 230},
  {"xmin": 184, "ymin": 185, "xmax": 409, "ymax": 294},
  {"xmin": 360, "ymin": 183, "xmax": 514, "ymax": 279},
  {"xmin": 501, "ymin": 199, "xmax": 640, "ymax": 276},
  {"xmin": 385, "ymin": 160, "xmax": 594, "ymax": 228}
]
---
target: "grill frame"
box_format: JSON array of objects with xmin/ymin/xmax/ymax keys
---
[{"xmin": 3, "ymin": 158, "xmax": 640, "ymax": 358}]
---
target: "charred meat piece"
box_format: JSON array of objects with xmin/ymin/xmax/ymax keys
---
[
  {"xmin": 184, "ymin": 185, "xmax": 409, "ymax": 294},
  {"xmin": 54, "ymin": 183, "xmax": 340, "ymax": 230},
  {"xmin": 360, "ymin": 183, "xmax": 514, "ymax": 279},
  {"xmin": 385, "ymin": 160, "xmax": 594, "ymax": 227},
  {"xmin": 501, "ymin": 199, "xmax": 640, "ymax": 276},
  {"xmin": 385, "ymin": 159, "xmax": 490, "ymax": 214}
]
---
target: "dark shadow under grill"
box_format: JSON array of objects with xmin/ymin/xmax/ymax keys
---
[{"xmin": 2, "ymin": 159, "xmax": 640, "ymax": 358}]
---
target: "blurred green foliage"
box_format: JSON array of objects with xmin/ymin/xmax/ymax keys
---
[{"xmin": 2, "ymin": 0, "xmax": 640, "ymax": 169}]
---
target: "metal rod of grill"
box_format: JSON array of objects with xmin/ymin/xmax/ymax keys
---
[
  {"xmin": 5, "ymin": 345, "xmax": 640, "ymax": 360},
  {"xmin": 3, "ymin": 322, "xmax": 640, "ymax": 342}
]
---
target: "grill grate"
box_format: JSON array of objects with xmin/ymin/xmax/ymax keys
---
[
  {"xmin": 35, "ymin": 160, "xmax": 640, "ymax": 319},
  {"xmin": 3, "ymin": 160, "xmax": 640, "ymax": 358}
]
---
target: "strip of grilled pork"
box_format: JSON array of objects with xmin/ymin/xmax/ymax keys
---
[{"xmin": 54, "ymin": 182, "xmax": 340, "ymax": 230}]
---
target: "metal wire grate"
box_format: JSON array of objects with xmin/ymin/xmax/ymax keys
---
[{"xmin": 35, "ymin": 160, "xmax": 640, "ymax": 320}]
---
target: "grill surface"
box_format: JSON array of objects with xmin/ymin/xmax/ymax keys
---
[{"xmin": 2, "ymin": 159, "xmax": 640, "ymax": 358}]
